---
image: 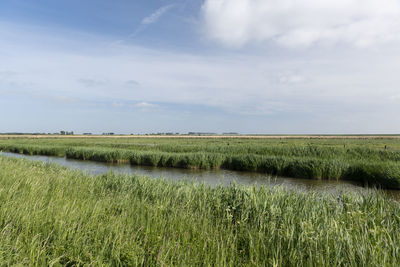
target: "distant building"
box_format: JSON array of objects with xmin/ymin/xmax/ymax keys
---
[
  {"xmin": 60, "ymin": 131, "xmax": 74, "ymax": 135},
  {"xmin": 187, "ymin": 132, "xmax": 217, "ymax": 136}
]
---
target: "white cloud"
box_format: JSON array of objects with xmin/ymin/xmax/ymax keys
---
[
  {"xmin": 142, "ymin": 5, "xmax": 175, "ymax": 25},
  {"xmin": 273, "ymin": 72, "xmax": 308, "ymax": 85},
  {"xmin": 135, "ymin": 102, "xmax": 158, "ymax": 109},
  {"xmin": 202, "ymin": 0, "xmax": 400, "ymax": 47},
  {"xmin": 1, "ymin": 21, "xmax": 400, "ymax": 132}
]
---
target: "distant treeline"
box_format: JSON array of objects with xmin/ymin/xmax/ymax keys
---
[
  {"xmin": 0, "ymin": 133, "xmax": 50, "ymax": 135},
  {"xmin": 0, "ymin": 131, "xmax": 74, "ymax": 135}
]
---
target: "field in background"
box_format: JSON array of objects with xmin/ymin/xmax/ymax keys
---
[
  {"xmin": 1, "ymin": 134, "xmax": 400, "ymax": 139},
  {"xmin": 1, "ymin": 136, "xmax": 400, "ymax": 188},
  {"xmin": 0, "ymin": 156, "xmax": 399, "ymax": 265}
]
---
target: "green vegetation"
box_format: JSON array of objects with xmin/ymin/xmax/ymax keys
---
[
  {"xmin": 1, "ymin": 137, "xmax": 400, "ymax": 188},
  {"xmin": 0, "ymin": 156, "xmax": 399, "ymax": 265}
]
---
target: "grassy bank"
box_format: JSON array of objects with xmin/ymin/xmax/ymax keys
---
[
  {"xmin": 0, "ymin": 156, "xmax": 399, "ymax": 265},
  {"xmin": 1, "ymin": 137, "xmax": 400, "ymax": 188},
  {"xmin": 0, "ymin": 157, "xmax": 400, "ymax": 266}
]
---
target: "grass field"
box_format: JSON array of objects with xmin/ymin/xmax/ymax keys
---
[
  {"xmin": 0, "ymin": 156, "xmax": 399, "ymax": 266},
  {"xmin": 1, "ymin": 136, "xmax": 400, "ymax": 188}
]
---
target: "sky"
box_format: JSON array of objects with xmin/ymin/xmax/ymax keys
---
[{"xmin": 1, "ymin": 0, "xmax": 400, "ymax": 134}]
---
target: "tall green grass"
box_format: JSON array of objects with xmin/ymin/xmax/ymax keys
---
[
  {"xmin": 63, "ymin": 147, "xmax": 400, "ymax": 188},
  {"xmin": 2, "ymin": 138, "xmax": 400, "ymax": 160},
  {"xmin": 0, "ymin": 143, "xmax": 65, "ymax": 156},
  {"xmin": 0, "ymin": 156, "xmax": 399, "ymax": 265},
  {"xmin": 1, "ymin": 137, "xmax": 400, "ymax": 188}
]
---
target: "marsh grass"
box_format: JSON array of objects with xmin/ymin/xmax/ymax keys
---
[
  {"xmin": 0, "ymin": 156, "xmax": 399, "ymax": 266},
  {"xmin": 1, "ymin": 137, "xmax": 400, "ymax": 188},
  {"xmin": 64, "ymin": 147, "xmax": 400, "ymax": 188}
]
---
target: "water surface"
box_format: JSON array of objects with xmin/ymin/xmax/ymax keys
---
[{"xmin": 2, "ymin": 152, "xmax": 399, "ymax": 199}]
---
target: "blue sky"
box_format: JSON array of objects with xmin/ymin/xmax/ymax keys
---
[{"xmin": 1, "ymin": 0, "xmax": 400, "ymax": 134}]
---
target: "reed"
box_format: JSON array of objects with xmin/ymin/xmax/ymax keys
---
[
  {"xmin": 1, "ymin": 137, "xmax": 400, "ymax": 188},
  {"xmin": 63, "ymin": 147, "xmax": 400, "ymax": 188},
  {"xmin": 0, "ymin": 156, "xmax": 399, "ymax": 266}
]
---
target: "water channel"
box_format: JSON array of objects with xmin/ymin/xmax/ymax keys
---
[{"xmin": 2, "ymin": 151, "xmax": 399, "ymax": 199}]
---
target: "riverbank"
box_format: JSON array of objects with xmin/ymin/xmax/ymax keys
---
[
  {"xmin": 0, "ymin": 156, "xmax": 399, "ymax": 265},
  {"xmin": 1, "ymin": 137, "xmax": 400, "ymax": 188}
]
